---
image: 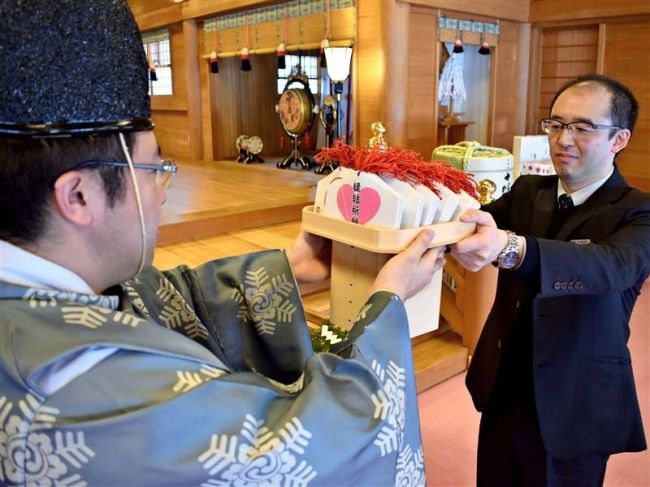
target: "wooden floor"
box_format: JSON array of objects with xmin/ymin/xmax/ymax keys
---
[{"xmin": 157, "ymin": 159, "xmax": 321, "ymax": 246}]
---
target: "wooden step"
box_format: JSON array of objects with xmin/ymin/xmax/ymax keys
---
[{"xmin": 412, "ymin": 329, "xmax": 468, "ymax": 393}]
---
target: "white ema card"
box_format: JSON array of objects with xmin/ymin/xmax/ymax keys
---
[
  {"xmin": 432, "ymin": 182, "xmax": 460, "ymax": 223},
  {"xmin": 452, "ymin": 191, "xmax": 481, "ymax": 221},
  {"xmin": 318, "ymin": 169, "xmax": 405, "ymax": 229},
  {"xmin": 379, "ymin": 175, "xmax": 424, "ymax": 229},
  {"xmin": 416, "ymin": 184, "xmax": 440, "ymax": 226},
  {"xmin": 313, "ymin": 166, "xmax": 353, "ymax": 214}
]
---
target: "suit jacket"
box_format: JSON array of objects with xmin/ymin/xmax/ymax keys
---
[{"xmin": 466, "ymin": 166, "xmax": 650, "ymax": 459}]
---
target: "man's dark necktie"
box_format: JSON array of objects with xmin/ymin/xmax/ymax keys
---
[{"xmin": 558, "ymin": 194, "xmax": 574, "ymax": 209}]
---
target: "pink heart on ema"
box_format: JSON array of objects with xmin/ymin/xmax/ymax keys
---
[{"xmin": 336, "ymin": 184, "xmax": 381, "ymax": 224}]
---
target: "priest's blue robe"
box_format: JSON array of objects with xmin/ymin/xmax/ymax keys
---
[{"xmin": 0, "ymin": 249, "xmax": 425, "ymax": 486}]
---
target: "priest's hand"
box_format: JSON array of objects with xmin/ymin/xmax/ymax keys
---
[
  {"xmin": 449, "ymin": 209, "xmax": 508, "ymax": 271},
  {"xmin": 370, "ymin": 230, "xmax": 446, "ymax": 301},
  {"xmin": 287, "ymin": 230, "xmax": 332, "ymax": 284}
]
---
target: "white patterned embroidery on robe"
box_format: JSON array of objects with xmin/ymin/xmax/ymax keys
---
[
  {"xmin": 370, "ymin": 359, "xmax": 425, "ymax": 484},
  {"xmin": 371, "ymin": 359, "xmax": 406, "ymax": 455},
  {"xmin": 0, "ymin": 394, "xmax": 95, "ymax": 485},
  {"xmin": 173, "ymin": 364, "xmax": 228, "ymax": 393},
  {"xmin": 155, "ymin": 277, "xmax": 208, "ymax": 340},
  {"xmin": 395, "ymin": 444, "xmax": 426, "ymax": 486},
  {"xmin": 231, "ymin": 267, "xmax": 297, "ymax": 336},
  {"xmin": 123, "ymin": 282, "xmax": 150, "ymax": 316},
  {"xmin": 198, "ymin": 414, "xmax": 316, "ymax": 486},
  {"xmin": 263, "ymin": 373, "xmax": 305, "ymax": 394}
]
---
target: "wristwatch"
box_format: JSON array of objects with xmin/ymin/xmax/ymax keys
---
[{"xmin": 496, "ymin": 230, "xmax": 520, "ymax": 269}]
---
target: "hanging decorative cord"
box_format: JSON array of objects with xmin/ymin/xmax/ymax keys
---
[
  {"xmin": 453, "ymin": 31, "xmax": 464, "ymax": 53},
  {"xmin": 209, "ymin": 28, "xmax": 220, "ymax": 73},
  {"xmin": 147, "ymin": 44, "xmax": 157, "ymax": 81},
  {"xmin": 320, "ymin": 0, "xmax": 331, "ymax": 68},
  {"xmin": 276, "ymin": 2, "xmax": 287, "ymax": 69},
  {"xmin": 240, "ymin": 12, "xmax": 252, "ymax": 71},
  {"xmin": 478, "ymin": 25, "xmax": 490, "ymax": 55}
]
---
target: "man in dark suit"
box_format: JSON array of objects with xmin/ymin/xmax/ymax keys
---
[{"xmin": 451, "ymin": 74, "xmax": 650, "ymax": 486}]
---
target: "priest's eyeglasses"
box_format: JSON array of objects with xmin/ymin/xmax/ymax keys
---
[
  {"xmin": 540, "ymin": 119, "xmax": 621, "ymax": 139},
  {"xmin": 74, "ymin": 159, "xmax": 178, "ymax": 188}
]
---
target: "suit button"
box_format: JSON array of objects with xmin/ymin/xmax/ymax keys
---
[
  {"xmin": 576, "ymin": 281, "xmax": 583, "ymax": 289},
  {"xmin": 497, "ymin": 339, "xmax": 502, "ymax": 349},
  {"xmin": 515, "ymin": 300, "xmax": 521, "ymax": 309},
  {"xmin": 568, "ymin": 281, "xmax": 575, "ymax": 289},
  {"xmin": 561, "ymin": 282, "xmax": 568, "ymax": 290},
  {"xmin": 554, "ymin": 282, "xmax": 561, "ymax": 290}
]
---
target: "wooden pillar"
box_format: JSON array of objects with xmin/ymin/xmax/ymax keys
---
[
  {"xmin": 182, "ymin": 19, "xmax": 204, "ymax": 161},
  {"xmin": 355, "ymin": 0, "xmax": 411, "ymax": 147},
  {"xmin": 379, "ymin": 0, "xmax": 410, "ymax": 147}
]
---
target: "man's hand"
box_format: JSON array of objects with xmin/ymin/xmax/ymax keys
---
[
  {"xmin": 449, "ymin": 210, "xmax": 508, "ymax": 272},
  {"xmin": 370, "ymin": 230, "xmax": 446, "ymax": 301},
  {"xmin": 287, "ymin": 231, "xmax": 332, "ymax": 284}
]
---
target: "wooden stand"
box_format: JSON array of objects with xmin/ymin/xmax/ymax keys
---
[
  {"xmin": 440, "ymin": 254, "xmax": 497, "ymax": 357},
  {"xmin": 437, "ymin": 120, "xmax": 475, "ymax": 146},
  {"xmin": 301, "ymin": 206, "xmax": 486, "ymax": 391}
]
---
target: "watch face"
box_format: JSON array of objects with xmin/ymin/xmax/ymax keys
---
[{"xmin": 500, "ymin": 249, "xmax": 519, "ymax": 269}]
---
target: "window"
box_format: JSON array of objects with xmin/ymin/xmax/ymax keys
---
[
  {"xmin": 142, "ymin": 29, "xmax": 173, "ymax": 96},
  {"xmin": 277, "ymin": 53, "xmax": 320, "ymax": 95}
]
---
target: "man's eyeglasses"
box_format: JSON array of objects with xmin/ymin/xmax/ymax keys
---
[
  {"xmin": 540, "ymin": 119, "xmax": 621, "ymax": 139},
  {"xmin": 73, "ymin": 159, "xmax": 178, "ymax": 189}
]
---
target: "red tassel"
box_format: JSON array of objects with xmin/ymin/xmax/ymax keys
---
[
  {"xmin": 304, "ymin": 131, "xmax": 312, "ymax": 149},
  {"xmin": 240, "ymin": 47, "xmax": 252, "ymax": 72},
  {"xmin": 280, "ymin": 135, "xmax": 286, "ymax": 151}
]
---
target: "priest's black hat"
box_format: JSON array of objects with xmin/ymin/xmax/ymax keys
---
[{"xmin": 0, "ymin": 0, "xmax": 153, "ymax": 137}]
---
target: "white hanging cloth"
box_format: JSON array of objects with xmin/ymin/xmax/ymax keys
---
[{"xmin": 438, "ymin": 43, "xmax": 466, "ymax": 110}]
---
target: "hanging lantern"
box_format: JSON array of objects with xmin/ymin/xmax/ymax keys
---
[
  {"xmin": 240, "ymin": 47, "xmax": 252, "ymax": 71},
  {"xmin": 277, "ymin": 42, "xmax": 286, "ymax": 70},
  {"xmin": 209, "ymin": 51, "xmax": 219, "ymax": 74}
]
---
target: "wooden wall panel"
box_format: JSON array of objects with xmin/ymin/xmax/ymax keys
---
[
  {"xmin": 490, "ymin": 20, "xmax": 527, "ymax": 151},
  {"xmin": 151, "ymin": 22, "xmax": 192, "ymax": 161},
  {"xmin": 536, "ymin": 26, "xmax": 598, "ymax": 124},
  {"xmin": 210, "ymin": 56, "xmax": 242, "ymax": 160},
  {"xmin": 209, "ymin": 54, "xmax": 285, "ymax": 160},
  {"xmin": 531, "ymin": 0, "xmax": 650, "ymax": 23},
  {"xmin": 153, "ymin": 111, "xmax": 191, "ymax": 158},
  {"xmin": 603, "ymin": 19, "xmax": 650, "ymax": 191}
]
